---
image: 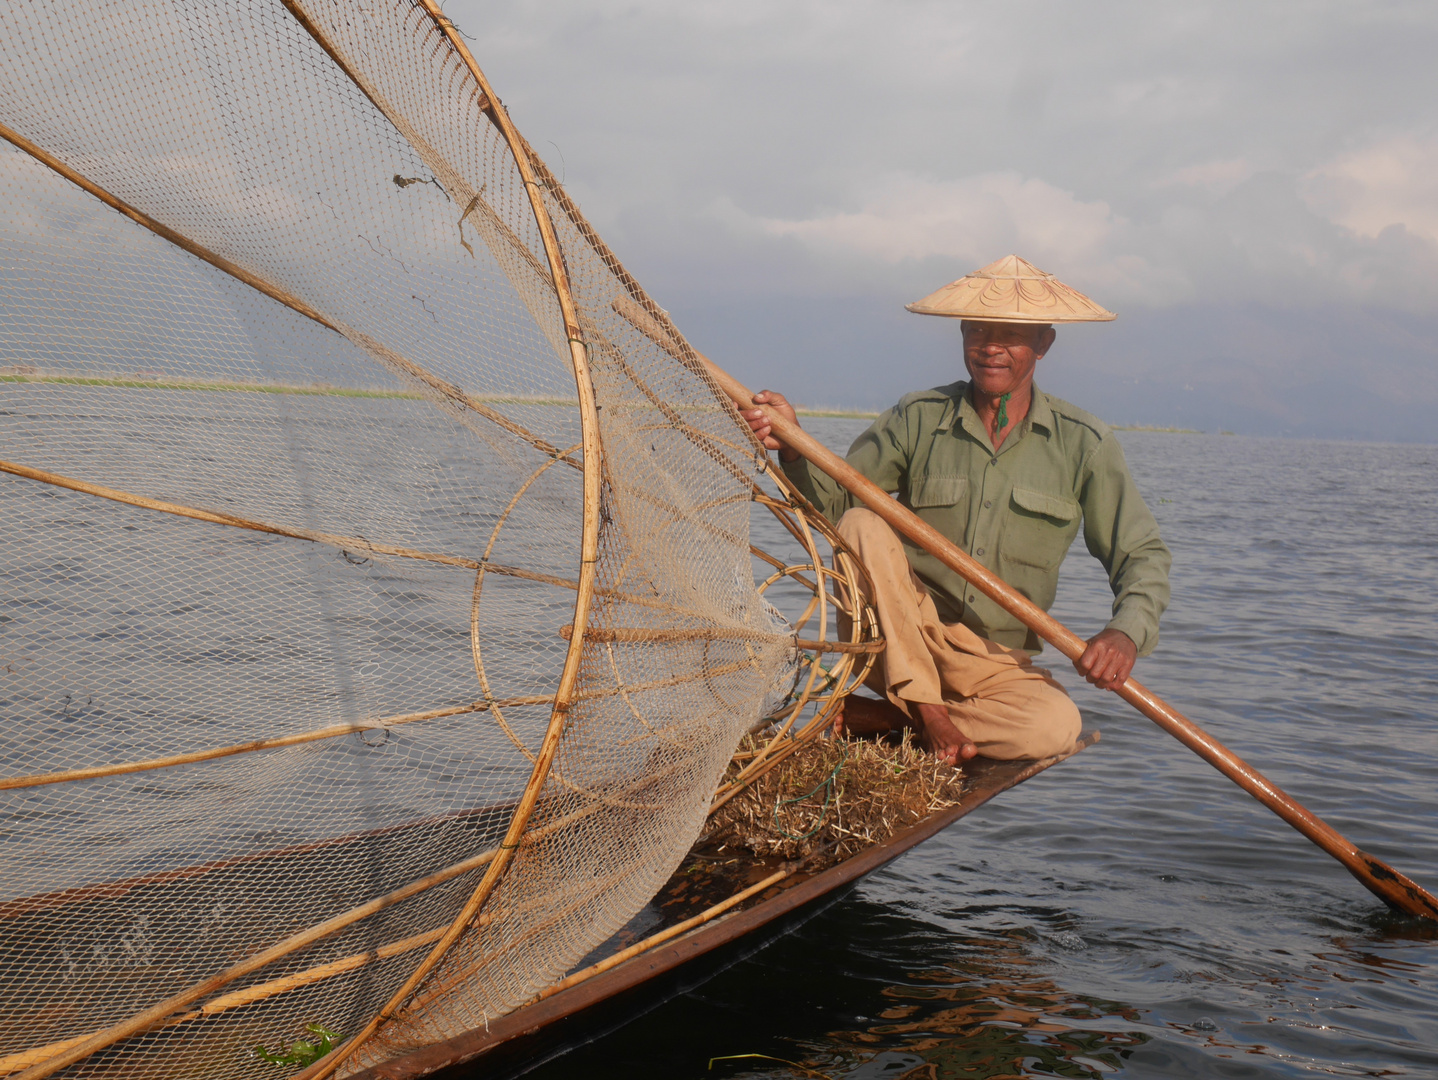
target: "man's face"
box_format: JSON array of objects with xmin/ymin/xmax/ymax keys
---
[{"xmin": 961, "ymin": 321, "xmax": 1055, "ymax": 398}]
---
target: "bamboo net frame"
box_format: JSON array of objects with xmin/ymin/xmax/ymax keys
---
[{"xmin": 0, "ymin": 3, "xmax": 878, "ymax": 1078}]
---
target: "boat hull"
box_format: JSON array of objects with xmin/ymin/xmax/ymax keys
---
[{"xmin": 350, "ymin": 733, "xmax": 1099, "ymax": 1079}]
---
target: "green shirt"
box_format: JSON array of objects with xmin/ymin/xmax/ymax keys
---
[{"xmin": 782, "ymin": 381, "xmax": 1171, "ymax": 655}]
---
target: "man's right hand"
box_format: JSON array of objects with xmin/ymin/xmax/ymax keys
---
[
  {"xmin": 741, "ymin": 390, "xmax": 802, "ymax": 463},
  {"xmin": 914, "ymin": 702, "xmax": 978, "ymax": 766}
]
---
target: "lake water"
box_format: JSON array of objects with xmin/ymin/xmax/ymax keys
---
[{"xmin": 520, "ymin": 427, "xmax": 1438, "ymax": 1079}]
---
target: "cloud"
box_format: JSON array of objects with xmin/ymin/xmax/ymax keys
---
[
  {"xmin": 759, "ymin": 172, "xmax": 1114, "ymax": 265},
  {"xmin": 1300, "ymin": 135, "xmax": 1438, "ymax": 243},
  {"xmin": 748, "ymin": 172, "xmax": 1186, "ymax": 306},
  {"xmin": 1155, "ymin": 159, "xmax": 1254, "ymax": 196},
  {"xmin": 447, "ymin": 0, "xmax": 1438, "ymax": 436}
]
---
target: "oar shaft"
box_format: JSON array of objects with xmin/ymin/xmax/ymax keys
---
[{"xmin": 705, "ymin": 361, "xmax": 1438, "ymax": 920}]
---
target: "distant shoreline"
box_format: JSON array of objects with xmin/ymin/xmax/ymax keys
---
[
  {"xmin": 796, "ymin": 410, "xmax": 1205, "ymax": 433},
  {"xmin": 794, "ymin": 408, "xmax": 880, "ymax": 419},
  {"xmin": 1111, "ymin": 424, "xmax": 1204, "ymax": 434},
  {"xmin": 0, "ymin": 376, "xmax": 1211, "ymax": 433}
]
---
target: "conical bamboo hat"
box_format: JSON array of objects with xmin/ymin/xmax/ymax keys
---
[{"xmin": 905, "ymin": 255, "xmax": 1116, "ymax": 323}]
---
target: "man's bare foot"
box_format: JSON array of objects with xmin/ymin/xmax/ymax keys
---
[
  {"xmin": 833, "ymin": 698, "xmax": 976, "ymax": 766},
  {"xmin": 913, "ymin": 702, "xmax": 978, "ymax": 767},
  {"xmin": 832, "ymin": 695, "xmax": 909, "ymax": 738}
]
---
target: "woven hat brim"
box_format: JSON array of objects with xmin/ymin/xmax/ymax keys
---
[
  {"xmin": 904, "ymin": 302, "xmax": 1115, "ymax": 323},
  {"xmin": 905, "ymin": 255, "xmax": 1117, "ymax": 323}
]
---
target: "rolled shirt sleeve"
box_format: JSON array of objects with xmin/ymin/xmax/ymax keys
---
[{"xmin": 1077, "ymin": 436, "xmax": 1171, "ymax": 657}]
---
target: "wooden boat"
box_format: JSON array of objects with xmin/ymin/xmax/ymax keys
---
[{"xmin": 347, "ymin": 734, "xmax": 1098, "ymax": 1080}]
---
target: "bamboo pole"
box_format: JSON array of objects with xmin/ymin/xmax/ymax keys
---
[
  {"xmin": 561, "ymin": 624, "xmax": 778, "ymax": 645},
  {"xmin": 0, "ymin": 704, "xmax": 481, "ymax": 791},
  {"xmin": 534, "ymin": 866, "xmax": 795, "ymax": 1000},
  {"xmin": 8, "ymin": 845, "xmax": 502, "ymax": 1080},
  {"xmin": 391, "ymin": 860, "xmax": 646, "ymax": 1022},
  {"xmin": 0, "ymin": 452, "xmax": 706, "ymax": 615},
  {"xmin": 711, "ymin": 364, "xmax": 1438, "ymax": 921},
  {"xmin": 0, "ymin": 929, "xmax": 449, "ymax": 1076},
  {"xmin": 0, "ymin": 122, "xmax": 576, "ymax": 471},
  {"xmin": 0, "ymin": 458, "xmax": 483, "ymax": 567},
  {"xmin": 560, "ymin": 624, "xmax": 880, "ymax": 653},
  {"xmin": 1, "ymin": 655, "xmax": 775, "ymax": 793}
]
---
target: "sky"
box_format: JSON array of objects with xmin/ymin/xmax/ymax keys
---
[{"xmin": 447, "ymin": 0, "xmax": 1438, "ymax": 440}]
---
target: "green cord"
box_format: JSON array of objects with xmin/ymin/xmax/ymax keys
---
[
  {"xmin": 773, "ymin": 741, "xmax": 849, "ymax": 841},
  {"xmin": 995, "ymin": 391, "xmax": 1011, "ymax": 432}
]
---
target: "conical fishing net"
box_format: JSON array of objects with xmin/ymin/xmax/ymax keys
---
[{"xmin": 0, "ymin": 3, "xmax": 878, "ymax": 1077}]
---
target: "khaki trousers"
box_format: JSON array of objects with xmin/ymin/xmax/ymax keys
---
[{"xmin": 837, "ymin": 508, "xmax": 1081, "ymax": 761}]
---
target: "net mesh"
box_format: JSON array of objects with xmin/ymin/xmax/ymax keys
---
[{"xmin": 0, "ymin": 2, "xmax": 877, "ymax": 1077}]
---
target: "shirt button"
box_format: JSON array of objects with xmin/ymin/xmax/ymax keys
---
[
  {"xmin": 983, "ymin": 500, "xmax": 992, "ymax": 509},
  {"xmin": 968, "ymin": 594, "xmax": 976, "ymax": 603},
  {"xmin": 976, "ymin": 548, "xmax": 985, "ymax": 556}
]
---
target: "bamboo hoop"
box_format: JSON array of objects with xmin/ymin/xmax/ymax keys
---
[
  {"xmin": 282, "ymin": 5, "xmax": 608, "ymax": 1076},
  {"xmin": 715, "ymin": 550, "xmax": 880, "ymax": 804},
  {"xmin": 706, "ymin": 482, "xmax": 892, "ymax": 814},
  {"xmin": 603, "ymin": 640, "xmax": 696, "ymax": 752},
  {"xmin": 471, "ymin": 447, "xmax": 582, "ymax": 763},
  {"xmin": 725, "ymin": 560, "xmax": 831, "ymax": 762},
  {"xmin": 468, "ymin": 443, "xmax": 780, "ymax": 801}
]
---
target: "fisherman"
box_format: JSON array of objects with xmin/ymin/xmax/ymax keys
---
[{"xmin": 743, "ymin": 256, "xmax": 1171, "ymax": 766}]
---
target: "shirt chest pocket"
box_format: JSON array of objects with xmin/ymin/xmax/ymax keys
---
[
  {"xmin": 905, "ymin": 474, "xmax": 970, "ymax": 537},
  {"xmin": 908, "ymin": 474, "xmax": 968, "ymax": 509},
  {"xmin": 1001, "ymin": 486, "xmax": 1082, "ymax": 572}
]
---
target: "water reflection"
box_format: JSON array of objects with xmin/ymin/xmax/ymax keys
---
[
  {"xmin": 518, "ymin": 901, "xmax": 1151, "ymax": 1080},
  {"xmin": 807, "ymin": 933, "xmax": 1149, "ymax": 1079},
  {"xmin": 512, "ymin": 844, "xmax": 1438, "ymax": 1079},
  {"xmin": 776, "ymin": 920, "xmax": 1144, "ymax": 1080}
]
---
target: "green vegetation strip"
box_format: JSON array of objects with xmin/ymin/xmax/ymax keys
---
[
  {"xmin": 4, "ymin": 374, "xmax": 884, "ymax": 416},
  {"xmin": 794, "ymin": 408, "xmax": 879, "ymax": 419},
  {"xmin": 0, "ymin": 374, "xmax": 575, "ymax": 405},
  {"xmin": 1112, "ymin": 424, "xmax": 1203, "ymax": 434}
]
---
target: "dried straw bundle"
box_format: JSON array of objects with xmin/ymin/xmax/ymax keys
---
[{"xmin": 706, "ymin": 734, "xmax": 965, "ymax": 869}]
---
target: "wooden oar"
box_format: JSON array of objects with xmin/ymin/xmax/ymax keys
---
[{"xmin": 702, "ymin": 360, "xmax": 1438, "ymax": 920}]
